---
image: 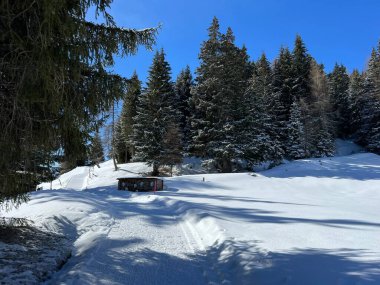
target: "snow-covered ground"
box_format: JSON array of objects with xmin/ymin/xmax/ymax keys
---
[{"xmin": 2, "ymin": 152, "xmax": 380, "ymax": 284}]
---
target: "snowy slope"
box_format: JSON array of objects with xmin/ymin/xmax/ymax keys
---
[
  {"xmin": 2, "ymin": 153, "xmax": 380, "ymax": 284},
  {"xmin": 162, "ymin": 153, "xmax": 380, "ymax": 284}
]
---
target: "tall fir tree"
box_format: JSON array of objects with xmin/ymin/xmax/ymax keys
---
[
  {"xmin": 244, "ymin": 53, "xmax": 283, "ymax": 164},
  {"xmin": 286, "ymin": 101, "xmax": 307, "ymax": 159},
  {"xmin": 133, "ymin": 49, "xmax": 179, "ymax": 175},
  {"xmin": 120, "ymin": 72, "xmax": 141, "ymax": 161},
  {"xmin": 175, "ymin": 66, "xmax": 193, "ymax": 150},
  {"xmin": 271, "ymin": 47, "xmax": 294, "ymax": 149},
  {"xmin": 191, "ymin": 20, "xmax": 251, "ymax": 172},
  {"xmin": 89, "ymin": 132, "xmax": 105, "ymax": 165},
  {"xmin": 328, "ymin": 64, "xmax": 351, "ymax": 137},
  {"xmin": 292, "ymin": 35, "xmax": 312, "ymax": 102},
  {"xmin": 308, "ymin": 61, "xmax": 335, "ymax": 157},
  {"xmin": 190, "ymin": 17, "xmax": 222, "ymax": 157},
  {"xmin": 358, "ymin": 46, "xmax": 380, "ymax": 153},
  {"xmin": 160, "ymin": 123, "xmax": 183, "ymax": 176},
  {"xmin": 348, "ymin": 69, "xmax": 365, "ymax": 137},
  {"xmin": 113, "ymin": 117, "xmax": 127, "ymax": 163}
]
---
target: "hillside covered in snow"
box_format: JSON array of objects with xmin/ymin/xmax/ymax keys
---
[{"xmin": 1, "ymin": 152, "xmax": 380, "ymax": 284}]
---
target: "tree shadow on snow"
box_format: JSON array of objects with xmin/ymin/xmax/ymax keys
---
[
  {"xmin": 29, "ymin": 186, "xmax": 380, "ymax": 231},
  {"xmin": 47, "ymin": 236, "xmax": 380, "ymax": 285},
  {"xmin": 47, "ymin": 237, "xmax": 207, "ymax": 285},
  {"xmin": 247, "ymin": 247, "xmax": 380, "ymax": 285}
]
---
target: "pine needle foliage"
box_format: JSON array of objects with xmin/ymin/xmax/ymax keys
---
[{"xmin": 0, "ymin": 0, "xmax": 158, "ymax": 208}]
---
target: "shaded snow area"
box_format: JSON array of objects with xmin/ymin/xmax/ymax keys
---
[
  {"xmin": 2, "ymin": 153, "xmax": 380, "ymax": 284},
  {"xmin": 0, "ymin": 225, "xmax": 71, "ymax": 284},
  {"xmin": 335, "ymin": 139, "xmax": 364, "ymax": 156}
]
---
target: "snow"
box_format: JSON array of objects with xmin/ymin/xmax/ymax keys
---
[
  {"xmin": 0, "ymin": 225, "xmax": 71, "ymax": 284},
  {"xmin": 335, "ymin": 139, "xmax": 364, "ymax": 156},
  {"xmin": 2, "ymin": 152, "xmax": 380, "ymax": 284}
]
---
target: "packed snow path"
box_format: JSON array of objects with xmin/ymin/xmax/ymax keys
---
[
  {"xmin": 46, "ymin": 178, "xmax": 211, "ymax": 284},
  {"xmin": 65, "ymin": 167, "xmax": 88, "ymax": 190}
]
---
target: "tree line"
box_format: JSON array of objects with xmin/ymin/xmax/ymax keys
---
[{"xmin": 109, "ymin": 17, "xmax": 380, "ymax": 174}]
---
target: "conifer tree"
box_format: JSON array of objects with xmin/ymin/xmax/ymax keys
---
[
  {"xmin": 244, "ymin": 54, "xmax": 283, "ymax": 164},
  {"xmin": 328, "ymin": 64, "xmax": 351, "ymax": 137},
  {"xmin": 192, "ymin": 21, "xmax": 251, "ymax": 171},
  {"xmin": 89, "ymin": 132, "xmax": 105, "ymax": 165},
  {"xmin": 160, "ymin": 124, "xmax": 183, "ymax": 176},
  {"xmin": 358, "ymin": 46, "xmax": 380, "ymax": 153},
  {"xmin": 113, "ymin": 117, "xmax": 127, "ymax": 163},
  {"xmin": 308, "ymin": 61, "xmax": 335, "ymax": 156},
  {"xmin": 120, "ymin": 72, "xmax": 141, "ymax": 161},
  {"xmin": 286, "ymin": 102, "xmax": 307, "ymax": 159},
  {"xmin": 133, "ymin": 49, "xmax": 178, "ymax": 175},
  {"xmin": 175, "ymin": 66, "xmax": 193, "ymax": 149},
  {"xmin": 272, "ymin": 47, "xmax": 294, "ymax": 148},
  {"xmin": 190, "ymin": 17, "xmax": 222, "ymax": 157},
  {"xmin": 292, "ymin": 35, "xmax": 312, "ymax": 102},
  {"xmin": 0, "ymin": 0, "xmax": 157, "ymax": 207},
  {"xmin": 348, "ymin": 69, "xmax": 365, "ymax": 136}
]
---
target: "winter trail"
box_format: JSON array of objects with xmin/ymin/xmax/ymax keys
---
[
  {"xmin": 47, "ymin": 173, "xmax": 211, "ymax": 285},
  {"xmin": 65, "ymin": 167, "xmax": 89, "ymax": 190}
]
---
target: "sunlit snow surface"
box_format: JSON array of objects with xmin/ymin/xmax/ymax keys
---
[{"xmin": 3, "ymin": 152, "xmax": 380, "ymax": 285}]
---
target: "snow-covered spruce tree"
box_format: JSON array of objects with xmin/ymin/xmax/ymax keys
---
[
  {"xmin": 328, "ymin": 64, "xmax": 351, "ymax": 137},
  {"xmin": 271, "ymin": 47, "xmax": 294, "ymax": 148},
  {"xmin": 209, "ymin": 27, "xmax": 252, "ymax": 172},
  {"xmin": 273, "ymin": 47, "xmax": 294, "ymax": 116},
  {"xmin": 241, "ymin": 45, "xmax": 256, "ymax": 81},
  {"xmin": 308, "ymin": 61, "xmax": 335, "ymax": 157},
  {"xmin": 175, "ymin": 66, "xmax": 193, "ymax": 150},
  {"xmin": 286, "ymin": 101, "xmax": 307, "ymax": 159},
  {"xmin": 292, "ymin": 35, "xmax": 312, "ymax": 103},
  {"xmin": 160, "ymin": 123, "xmax": 183, "ymax": 176},
  {"xmin": 190, "ymin": 17, "xmax": 223, "ymax": 158},
  {"xmin": 290, "ymin": 38, "xmax": 333, "ymax": 158},
  {"xmin": 133, "ymin": 49, "xmax": 179, "ymax": 175},
  {"xmin": 113, "ymin": 117, "xmax": 128, "ymax": 163},
  {"xmin": 120, "ymin": 72, "xmax": 141, "ymax": 161},
  {"xmin": 89, "ymin": 132, "xmax": 105, "ymax": 165},
  {"xmin": 357, "ymin": 45, "xmax": 380, "ymax": 153},
  {"xmin": 348, "ymin": 69, "xmax": 365, "ymax": 137},
  {"xmin": 192, "ymin": 20, "xmax": 251, "ymax": 172},
  {"xmin": 0, "ymin": 0, "xmax": 157, "ymax": 208},
  {"xmin": 244, "ymin": 53, "xmax": 283, "ymax": 165}
]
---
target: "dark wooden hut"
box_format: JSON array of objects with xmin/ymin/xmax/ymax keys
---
[{"xmin": 117, "ymin": 177, "xmax": 164, "ymax": 192}]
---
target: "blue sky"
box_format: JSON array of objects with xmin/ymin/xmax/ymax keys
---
[{"xmin": 89, "ymin": 0, "xmax": 380, "ymax": 83}]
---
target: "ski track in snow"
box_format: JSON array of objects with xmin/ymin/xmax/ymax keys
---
[
  {"xmin": 65, "ymin": 167, "xmax": 88, "ymax": 191},
  {"xmin": 44, "ymin": 174, "xmax": 211, "ymax": 285}
]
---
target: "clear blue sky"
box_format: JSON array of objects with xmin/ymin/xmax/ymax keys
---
[{"xmin": 89, "ymin": 0, "xmax": 380, "ymax": 83}]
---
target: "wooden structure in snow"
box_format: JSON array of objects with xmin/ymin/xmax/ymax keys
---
[{"xmin": 117, "ymin": 177, "xmax": 164, "ymax": 192}]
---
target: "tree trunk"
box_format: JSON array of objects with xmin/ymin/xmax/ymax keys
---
[
  {"xmin": 112, "ymin": 101, "xmax": 118, "ymax": 171},
  {"xmin": 219, "ymin": 157, "xmax": 232, "ymax": 173},
  {"xmin": 152, "ymin": 163, "xmax": 159, "ymax": 176}
]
